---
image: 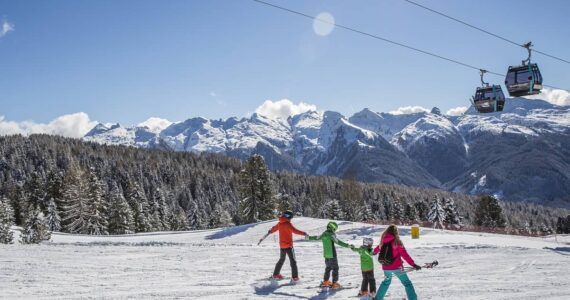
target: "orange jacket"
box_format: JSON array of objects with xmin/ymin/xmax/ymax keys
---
[{"xmin": 269, "ymin": 216, "xmax": 306, "ymax": 249}]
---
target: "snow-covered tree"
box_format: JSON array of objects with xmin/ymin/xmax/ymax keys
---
[
  {"xmin": 0, "ymin": 197, "xmax": 15, "ymax": 244},
  {"xmin": 358, "ymin": 204, "xmax": 373, "ymax": 222},
  {"xmin": 209, "ymin": 203, "xmax": 234, "ymax": 228},
  {"xmin": 443, "ymin": 197, "xmax": 461, "ymax": 225},
  {"xmin": 107, "ymin": 183, "xmax": 134, "ymax": 234},
  {"xmin": 20, "ymin": 207, "xmax": 51, "ymax": 244},
  {"xmin": 61, "ymin": 163, "xmax": 90, "ymax": 234},
  {"xmin": 239, "ymin": 155, "xmax": 274, "ymax": 223},
  {"xmin": 556, "ymin": 215, "xmax": 570, "ymax": 234},
  {"xmin": 85, "ymin": 169, "xmax": 108, "ymax": 235},
  {"xmin": 474, "ymin": 195, "xmax": 506, "ymax": 228},
  {"xmin": 427, "ymin": 195, "xmax": 446, "ymax": 229},
  {"xmin": 275, "ymin": 193, "xmax": 292, "ymax": 214},
  {"xmin": 45, "ymin": 198, "xmax": 61, "ymax": 232},
  {"xmin": 24, "ymin": 172, "xmax": 45, "ymax": 211},
  {"xmin": 404, "ymin": 203, "xmax": 418, "ymax": 222},
  {"xmin": 392, "ymin": 200, "xmax": 405, "ymax": 221},
  {"xmin": 324, "ymin": 199, "xmax": 343, "ymax": 220},
  {"xmin": 414, "ymin": 200, "xmax": 429, "ymax": 221},
  {"xmin": 150, "ymin": 188, "xmax": 170, "ymax": 231},
  {"xmin": 168, "ymin": 208, "xmax": 190, "ymax": 231},
  {"xmin": 126, "ymin": 181, "xmax": 152, "ymax": 232}
]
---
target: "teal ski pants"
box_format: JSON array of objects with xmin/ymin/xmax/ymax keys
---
[{"xmin": 375, "ymin": 269, "xmax": 417, "ymax": 300}]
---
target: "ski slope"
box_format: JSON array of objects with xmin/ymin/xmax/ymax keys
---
[{"xmin": 1, "ymin": 217, "xmax": 569, "ymax": 299}]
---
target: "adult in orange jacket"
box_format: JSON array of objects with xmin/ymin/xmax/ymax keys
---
[{"xmin": 265, "ymin": 211, "xmax": 307, "ymax": 281}]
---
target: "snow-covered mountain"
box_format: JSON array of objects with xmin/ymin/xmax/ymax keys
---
[{"xmin": 84, "ymin": 98, "xmax": 570, "ymax": 206}]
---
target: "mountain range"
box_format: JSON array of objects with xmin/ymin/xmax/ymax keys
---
[{"xmin": 84, "ymin": 98, "xmax": 570, "ymax": 207}]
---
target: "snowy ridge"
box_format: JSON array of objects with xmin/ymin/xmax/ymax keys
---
[
  {"xmin": 2, "ymin": 217, "xmax": 569, "ymax": 299},
  {"xmin": 83, "ymin": 99, "xmax": 570, "ymax": 204}
]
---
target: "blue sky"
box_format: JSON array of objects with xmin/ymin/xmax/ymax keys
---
[{"xmin": 1, "ymin": 0, "xmax": 569, "ymax": 127}]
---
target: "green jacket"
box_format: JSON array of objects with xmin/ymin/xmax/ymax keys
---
[
  {"xmin": 351, "ymin": 246, "xmax": 375, "ymax": 271},
  {"xmin": 308, "ymin": 230, "xmax": 350, "ymax": 259}
]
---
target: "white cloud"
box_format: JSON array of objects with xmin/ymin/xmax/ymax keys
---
[
  {"xmin": 255, "ymin": 99, "xmax": 318, "ymax": 119},
  {"xmin": 389, "ymin": 106, "xmax": 429, "ymax": 115},
  {"xmin": 525, "ymin": 88, "xmax": 570, "ymax": 106},
  {"xmin": 210, "ymin": 91, "xmax": 217, "ymax": 97},
  {"xmin": 1, "ymin": 19, "xmax": 14, "ymax": 38},
  {"xmin": 0, "ymin": 112, "xmax": 97, "ymax": 138},
  {"xmin": 138, "ymin": 117, "xmax": 172, "ymax": 133},
  {"xmin": 446, "ymin": 106, "xmax": 468, "ymax": 116}
]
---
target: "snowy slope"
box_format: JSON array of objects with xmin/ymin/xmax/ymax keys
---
[{"xmin": 2, "ymin": 217, "xmax": 569, "ymax": 299}]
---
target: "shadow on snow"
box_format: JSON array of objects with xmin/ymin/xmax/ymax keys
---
[{"xmin": 205, "ymin": 222, "xmax": 259, "ymax": 240}]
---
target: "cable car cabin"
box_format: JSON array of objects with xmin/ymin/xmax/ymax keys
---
[
  {"xmin": 473, "ymin": 85, "xmax": 505, "ymax": 113},
  {"xmin": 505, "ymin": 63, "xmax": 543, "ymax": 97}
]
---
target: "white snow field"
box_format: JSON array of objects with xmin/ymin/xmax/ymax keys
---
[{"xmin": 1, "ymin": 217, "xmax": 569, "ymax": 299}]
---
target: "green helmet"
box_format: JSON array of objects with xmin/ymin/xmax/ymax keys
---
[{"xmin": 327, "ymin": 221, "xmax": 338, "ymax": 232}]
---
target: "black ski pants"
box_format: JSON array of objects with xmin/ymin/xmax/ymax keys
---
[
  {"xmin": 361, "ymin": 270, "xmax": 376, "ymax": 292},
  {"xmin": 323, "ymin": 257, "xmax": 339, "ymax": 282},
  {"xmin": 273, "ymin": 247, "xmax": 298, "ymax": 278}
]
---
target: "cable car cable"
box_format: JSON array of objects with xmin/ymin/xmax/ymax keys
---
[
  {"xmin": 252, "ymin": 0, "xmax": 570, "ymax": 92},
  {"xmin": 402, "ymin": 0, "xmax": 570, "ymax": 65}
]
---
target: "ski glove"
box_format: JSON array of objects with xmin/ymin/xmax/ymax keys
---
[{"xmin": 413, "ymin": 264, "xmax": 422, "ymax": 271}]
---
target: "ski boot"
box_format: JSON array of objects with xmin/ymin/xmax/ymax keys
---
[
  {"xmin": 357, "ymin": 290, "xmax": 369, "ymax": 297},
  {"xmin": 291, "ymin": 277, "xmax": 300, "ymax": 284},
  {"xmin": 272, "ymin": 274, "xmax": 284, "ymax": 280},
  {"xmin": 331, "ymin": 282, "xmax": 342, "ymax": 289},
  {"xmin": 320, "ymin": 280, "xmax": 332, "ymax": 288}
]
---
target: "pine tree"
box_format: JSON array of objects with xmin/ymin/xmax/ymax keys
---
[
  {"xmin": 340, "ymin": 178, "xmax": 362, "ymax": 221},
  {"xmin": 0, "ymin": 197, "xmax": 15, "ymax": 244},
  {"xmin": 414, "ymin": 201, "xmax": 429, "ymax": 221},
  {"xmin": 209, "ymin": 203, "xmax": 234, "ymax": 228},
  {"xmin": 324, "ymin": 199, "xmax": 343, "ymax": 220},
  {"xmin": 61, "ymin": 163, "xmax": 91, "ymax": 234},
  {"xmin": 239, "ymin": 155, "xmax": 274, "ymax": 223},
  {"xmin": 442, "ymin": 197, "xmax": 461, "ymax": 225},
  {"xmin": 275, "ymin": 193, "xmax": 292, "ymax": 213},
  {"xmin": 169, "ymin": 208, "xmax": 190, "ymax": 231},
  {"xmin": 392, "ymin": 200, "xmax": 405, "ymax": 221},
  {"xmin": 427, "ymin": 195, "xmax": 446, "ymax": 229},
  {"xmin": 85, "ymin": 169, "xmax": 108, "ymax": 235},
  {"xmin": 45, "ymin": 198, "xmax": 61, "ymax": 232},
  {"xmin": 404, "ymin": 203, "xmax": 418, "ymax": 222},
  {"xmin": 24, "ymin": 172, "xmax": 45, "ymax": 211},
  {"xmin": 556, "ymin": 215, "xmax": 570, "ymax": 234},
  {"xmin": 358, "ymin": 204, "xmax": 373, "ymax": 222},
  {"xmin": 126, "ymin": 181, "xmax": 152, "ymax": 232},
  {"xmin": 107, "ymin": 183, "xmax": 134, "ymax": 234},
  {"xmin": 474, "ymin": 195, "xmax": 506, "ymax": 228},
  {"xmin": 20, "ymin": 207, "xmax": 51, "ymax": 244}
]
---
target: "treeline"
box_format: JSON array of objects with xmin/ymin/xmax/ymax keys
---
[{"xmin": 0, "ymin": 134, "xmax": 567, "ymax": 242}]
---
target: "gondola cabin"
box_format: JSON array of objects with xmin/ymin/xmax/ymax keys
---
[
  {"xmin": 505, "ymin": 63, "xmax": 543, "ymax": 97},
  {"xmin": 473, "ymin": 85, "xmax": 505, "ymax": 113}
]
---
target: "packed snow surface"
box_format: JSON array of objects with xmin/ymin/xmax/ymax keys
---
[{"xmin": 1, "ymin": 217, "xmax": 569, "ymax": 299}]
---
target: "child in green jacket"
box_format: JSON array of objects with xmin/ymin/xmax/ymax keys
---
[
  {"xmin": 306, "ymin": 221, "xmax": 350, "ymax": 289},
  {"xmin": 350, "ymin": 237, "xmax": 377, "ymax": 297}
]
